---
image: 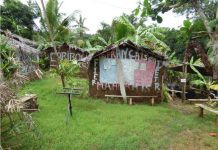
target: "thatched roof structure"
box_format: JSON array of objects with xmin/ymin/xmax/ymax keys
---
[
  {"xmin": 0, "ymin": 29, "xmax": 38, "ymax": 54},
  {"xmin": 43, "ymin": 43, "xmax": 89, "ymax": 55},
  {"xmin": 1, "ymin": 30, "xmax": 39, "ymax": 75}
]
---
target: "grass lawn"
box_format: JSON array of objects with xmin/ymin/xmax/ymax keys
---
[{"xmin": 19, "ymin": 75, "xmax": 218, "ymax": 150}]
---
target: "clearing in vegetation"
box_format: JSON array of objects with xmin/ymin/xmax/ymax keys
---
[{"xmin": 17, "ymin": 75, "xmax": 218, "ymax": 150}]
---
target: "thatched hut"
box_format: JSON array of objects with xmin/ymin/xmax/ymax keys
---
[
  {"xmin": 0, "ymin": 30, "xmax": 39, "ymax": 76},
  {"xmin": 41, "ymin": 43, "xmax": 89, "ymax": 68},
  {"xmin": 89, "ymin": 40, "xmax": 167, "ymax": 103}
]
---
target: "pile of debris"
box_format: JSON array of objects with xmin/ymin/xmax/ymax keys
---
[
  {"xmin": 27, "ymin": 69, "xmax": 44, "ymax": 80},
  {"xmin": 0, "ymin": 83, "xmax": 39, "ymax": 113}
]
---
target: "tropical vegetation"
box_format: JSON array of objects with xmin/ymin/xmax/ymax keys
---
[{"xmin": 1, "ymin": 0, "xmax": 218, "ymax": 149}]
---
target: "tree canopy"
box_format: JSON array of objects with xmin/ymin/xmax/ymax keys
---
[{"xmin": 0, "ymin": 0, "xmax": 38, "ymax": 39}]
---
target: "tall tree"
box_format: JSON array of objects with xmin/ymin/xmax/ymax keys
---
[
  {"xmin": 36, "ymin": 0, "xmax": 78, "ymax": 49},
  {"xmin": 73, "ymin": 15, "xmax": 89, "ymax": 39},
  {"xmin": 0, "ymin": 0, "xmax": 38, "ymax": 39},
  {"xmin": 96, "ymin": 22, "xmax": 113, "ymax": 43},
  {"xmin": 39, "ymin": 0, "xmax": 78, "ymax": 87},
  {"xmin": 134, "ymin": 0, "xmax": 218, "ymax": 79}
]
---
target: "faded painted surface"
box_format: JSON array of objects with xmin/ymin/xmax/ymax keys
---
[
  {"xmin": 42, "ymin": 44, "xmax": 89, "ymax": 68},
  {"xmin": 98, "ymin": 48, "xmax": 157, "ymax": 88},
  {"xmin": 50, "ymin": 52, "xmax": 83, "ymax": 61},
  {"xmin": 92, "ymin": 58, "xmax": 99, "ymax": 85},
  {"xmin": 89, "ymin": 43, "xmax": 166, "ymax": 103},
  {"xmin": 99, "ymin": 58, "xmax": 156, "ymax": 87}
]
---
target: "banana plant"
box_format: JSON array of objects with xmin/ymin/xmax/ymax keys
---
[
  {"xmin": 50, "ymin": 59, "xmax": 80, "ymax": 88},
  {"xmin": 189, "ymin": 57, "xmax": 217, "ymax": 105},
  {"xmin": 112, "ymin": 16, "xmax": 170, "ymax": 54},
  {"xmin": 85, "ymin": 40, "xmax": 103, "ymax": 53},
  {"xmin": 0, "ymin": 36, "xmax": 19, "ymax": 79}
]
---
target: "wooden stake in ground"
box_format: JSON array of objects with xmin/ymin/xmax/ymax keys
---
[{"xmin": 182, "ymin": 63, "xmax": 187, "ymax": 102}]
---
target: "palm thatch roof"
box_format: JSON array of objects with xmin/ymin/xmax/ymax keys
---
[
  {"xmin": 0, "ymin": 29, "xmax": 38, "ymax": 54},
  {"xmin": 43, "ymin": 43, "xmax": 89, "ymax": 55}
]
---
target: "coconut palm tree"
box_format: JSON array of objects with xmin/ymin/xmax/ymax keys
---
[
  {"xmin": 37, "ymin": 0, "xmax": 79, "ymax": 49},
  {"xmin": 39, "ymin": 0, "xmax": 79, "ymax": 88},
  {"xmin": 73, "ymin": 15, "xmax": 89, "ymax": 39}
]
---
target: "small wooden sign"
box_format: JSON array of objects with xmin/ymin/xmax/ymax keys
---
[{"xmin": 180, "ymin": 78, "xmax": 186, "ymax": 83}]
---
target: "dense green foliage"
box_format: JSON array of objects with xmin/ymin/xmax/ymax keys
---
[
  {"xmin": 135, "ymin": 0, "xmax": 218, "ymax": 69},
  {"xmin": 0, "ymin": 0, "xmax": 38, "ymax": 39},
  {"xmin": 0, "ymin": 36, "xmax": 19, "ymax": 78},
  {"xmin": 50, "ymin": 60, "xmax": 80, "ymax": 87},
  {"xmin": 2, "ymin": 1, "xmax": 218, "ymax": 149},
  {"xmin": 36, "ymin": 0, "xmax": 79, "ymax": 49}
]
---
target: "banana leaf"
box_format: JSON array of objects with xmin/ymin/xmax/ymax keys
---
[{"xmin": 210, "ymin": 84, "xmax": 218, "ymax": 90}]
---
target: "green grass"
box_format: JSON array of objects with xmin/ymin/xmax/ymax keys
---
[{"xmin": 18, "ymin": 75, "xmax": 218, "ymax": 150}]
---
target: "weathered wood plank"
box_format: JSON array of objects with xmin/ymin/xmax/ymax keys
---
[
  {"xmin": 105, "ymin": 95, "xmax": 157, "ymax": 98},
  {"xmin": 195, "ymin": 104, "xmax": 218, "ymax": 115},
  {"xmin": 188, "ymin": 99, "xmax": 218, "ymax": 101},
  {"xmin": 17, "ymin": 94, "xmax": 37, "ymax": 102},
  {"xmin": 16, "ymin": 94, "xmax": 38, "ymax": 111},
  {"xmin": 168, "ymin": 89, "xmax": 188, "ymax": 93}
]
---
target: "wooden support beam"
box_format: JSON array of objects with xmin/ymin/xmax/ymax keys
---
[
  {"xmin": 199, "ymin": 107, "xmax": 204, "ymax": 117},
  {"xmin": 151, "ymin": 97, "xmax": 155, "ymax": 106},
  {"xmin": 182, "ymin": 63, "xmax": 187, "ymax": 102},
  {"xmin": 129, "ymin": 98, "xmax": 132, "ymax": 105}
]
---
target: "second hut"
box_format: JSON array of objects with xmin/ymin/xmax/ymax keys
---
[{"xmin": 89, "ymin": 40, "xmax": 167, "ymax": 104}]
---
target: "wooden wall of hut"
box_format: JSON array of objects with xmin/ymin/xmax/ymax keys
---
[
  {"xmin": 41, "ymin": 43, "xmax": 89, "ymax": 69},
  {"xmin": 89, "ymin": 41, "xmax": 167, "ymax": 103}
]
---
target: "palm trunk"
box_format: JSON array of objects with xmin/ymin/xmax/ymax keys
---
[
  {"xmin": 40, "ymin": 0, "xmax": 59, "ymax": 65},
  {"xmin": 116, "ymin": 57, "xmax": 127, "ymax": 103}
]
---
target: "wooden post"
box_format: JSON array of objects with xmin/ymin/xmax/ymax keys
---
[
  {"xmin": 172, "ymin": 90, "xmax": 175, "ymax": 100},
  {"xmin": 182, "ymin": 63, "xmax": 187, "ymax": 103},
  {"xmin": 161, "ymin": 75, "xmax": 164, "ymax": 103},
  {"xmin": 199, "ymin": 107, "xmax": 204, "ymax": 117},
  {"xmin": 151, "ymin": 97, "xmax": 154, "ymax": 106},
  {"xmin": 129, "ymin": 98, "xmax": 132, "ymax": 105}
]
